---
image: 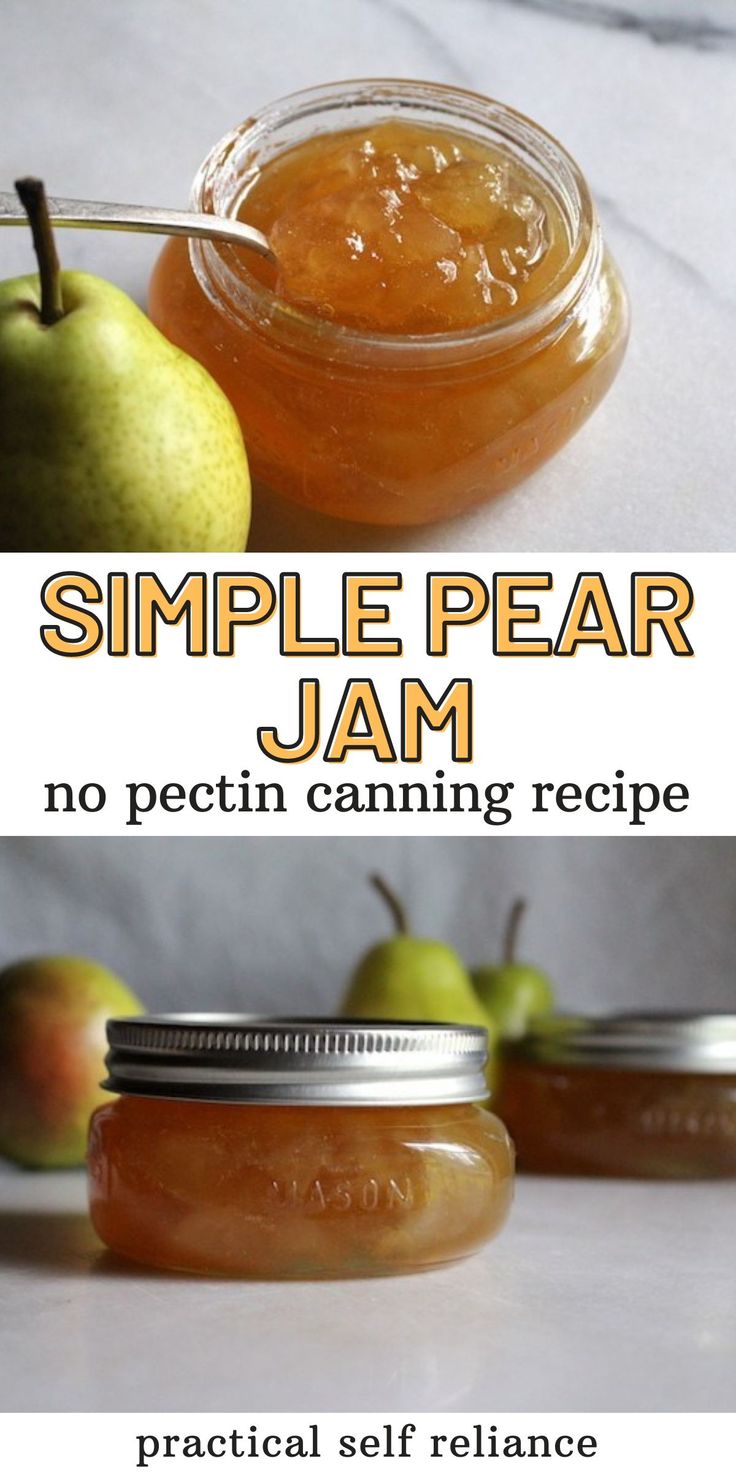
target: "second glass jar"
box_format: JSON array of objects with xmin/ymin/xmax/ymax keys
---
[{"xmin": 496, "ymin": 1012, "xmax": 736, "ymax": 1179}]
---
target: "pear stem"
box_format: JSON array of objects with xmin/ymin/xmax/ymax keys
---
[
  {"xmin": 503, "ymin": 898, "xmax": 526, "ymax": 964},
  {"xmin": 15, "ymin": 177, "xmax": 65, "ymax": 326},
  {"xmin": 370, "ymin": 874, "xmax": 409, "ymax": 936}
]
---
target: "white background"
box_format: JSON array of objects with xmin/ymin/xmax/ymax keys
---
[
  {"xmin": 0, "ymin": 553, "xmax": 729, "ymax": 838},
  {"xmin": 3, "ymin": 1413, "xmax": 735, "ymax": 1469},
  {"xmin": 1, "ymin": 0, "xmax": 735, "ymax": 552}
]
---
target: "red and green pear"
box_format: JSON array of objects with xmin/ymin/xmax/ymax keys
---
[{"xmin": 0, "ymin": 955, "xmax": 144, "ymax": 1168}]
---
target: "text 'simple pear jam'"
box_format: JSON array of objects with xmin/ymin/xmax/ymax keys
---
[
  {"xmin": 149, "ymin": 80, "xmax": 629, "ymax": 528},
  {"xmin": 88, "ymin": 1016, "xmax": 514, "ymax": 1277}
]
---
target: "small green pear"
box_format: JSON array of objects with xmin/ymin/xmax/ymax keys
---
[
  {"xmin": 0, "ymin": 954, "xmax": 144, "ymax": 1168},
  {"xmin": 471, "ymin": 898, "xmax": 554, "ymax": 1040},
  {"xmin": 341, "ymin": 874, "xmax": 493, "ymax": 1032},
  {"xmin": 0, "ymin": 178, "xmax": 251, "ymax": 551}
]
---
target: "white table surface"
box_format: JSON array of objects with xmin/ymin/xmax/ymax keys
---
[
  {"xmin": 2, "ymin": 0, "xmax": 735, "ymax": 552},
  {"xmin": 1, "ymin": 1161, "xmax": 733, "ymax": 1412}
]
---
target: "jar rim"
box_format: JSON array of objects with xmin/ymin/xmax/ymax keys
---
[
  {"xmin": 189, "ymin": 78, "xmax": 599, "ymax": 368},
  {"xmin": 104, "ymin": 1014, "xmax": 490, "ymax": 1105},
  {"xmin": 505, "ymin": 1012, "xmax": 736, "ymax": 1075}
]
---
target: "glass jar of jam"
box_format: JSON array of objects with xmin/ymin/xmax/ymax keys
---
[
  {"xmin": 88, "ymin": 1016, "xmax": 514, "ymax": 1278},
  {"xmin": 149, "ymin": 80, "xmax": 629, "ymax": 529},
  {"xmin": 496, "ymin": 1012, "xmax": 736, "ymax": 1180}
]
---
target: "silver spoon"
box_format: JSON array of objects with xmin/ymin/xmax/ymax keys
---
[{"xmin": 0, "ymin": 192, "xmax": 275, "ymax": 262}]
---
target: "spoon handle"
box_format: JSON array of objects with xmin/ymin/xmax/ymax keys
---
[{"xmin": 0, "ymin": 192, "xmax": 275, "ymax": 262}]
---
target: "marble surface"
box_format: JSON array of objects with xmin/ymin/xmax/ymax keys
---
[
  {"xmin": 1, "ymin": 0, "xmax": 735, "ymax": 551},
  {"xmin": 0, "ymin": 1161, "xmax": 734, "ymax": 1412}
]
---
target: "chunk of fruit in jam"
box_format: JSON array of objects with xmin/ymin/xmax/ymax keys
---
[{"xmin": 242, "ymin": 120, "xmax": 568, "ymax": 333}]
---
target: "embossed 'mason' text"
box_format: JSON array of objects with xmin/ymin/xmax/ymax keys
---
[
  {"xmin": 270, "ymin": 1176, "xmax": 415, "ymax": 1212},
  {"xmin": 637, "ymin": 1104, "xmax": 736, "ymax": 1139}
]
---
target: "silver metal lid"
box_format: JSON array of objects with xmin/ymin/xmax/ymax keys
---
[
  {"xmin": 104, "ymin": 1015, "xmax": 489, "ymax": 1105},
  {"xmin": 505, "ymin": 1012, "xmax": 736, "ymax": 1074}
]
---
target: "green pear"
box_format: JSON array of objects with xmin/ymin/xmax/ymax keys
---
[
  {"xmin": 471, "ymin": 898, "xmax": 554, "ymax": 1040},
  {"xmin": 0, "ymin": 178, "xmax": 251, "ymax": 551},
  {"xmin": 0, "ymin": 954, "xmax": 144, "ymax": 1168},
  {"xmin": 341, "ymin": 874, "xmax": 492, "ymax": 1031}
]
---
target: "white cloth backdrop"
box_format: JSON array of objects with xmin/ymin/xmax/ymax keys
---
[{"xmin": 0, "ymin": 837, "xmax": 734, "ymax": 1017}]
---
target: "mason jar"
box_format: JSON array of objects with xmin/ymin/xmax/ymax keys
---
[
  {"xmin": 496, "ymin": 1012, "xmax": 736, "ymax": 1179},
  {"xmin": 148, "ymin": 79, "xmax": 629, "ymax": 528},
  {"xmin": 88, "ymin": 1016, "xmax": 514, "ymax": 1278}
]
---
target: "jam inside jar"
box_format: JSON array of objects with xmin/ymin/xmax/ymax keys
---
[
  {"xmin": 88, "ymin": 1017, "xmax": 514, "ymax": 1278},
  {"xmin": 496, "ymin": 1013, "xmax": 736, "ymax": 1180},
  {"xmin": 148, "ymin": 80, "xmax": 629, "ymax": 529}
]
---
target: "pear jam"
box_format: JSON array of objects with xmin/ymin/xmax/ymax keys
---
[
  {"xmin": 496, "ymin": 1013, "xmax": 736, "ymax": 1180},
  {"xmin": 88, "ymin": 1017, "xmax": 514, "ymax": 1278},
  {"xmin": 244, "ymin": 120, "xmax": 570, "ymax": 333},
  {"xmin": 148, "ymin": 80, "xmax": 629, "ymax": 528}
]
